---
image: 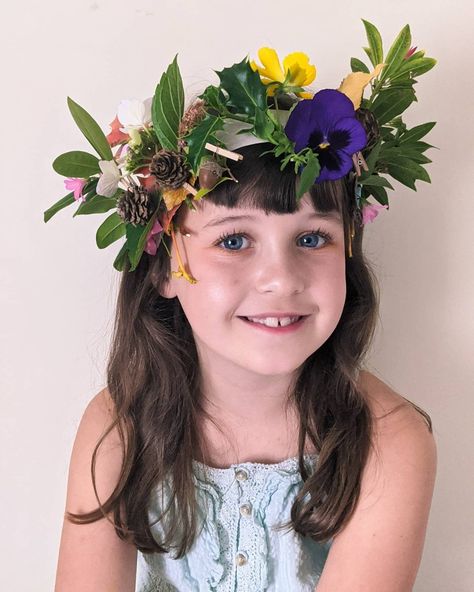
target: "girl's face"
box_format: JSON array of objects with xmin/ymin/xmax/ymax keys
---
[{"xmin": 160, "ymin": 194, "xmax": 347, "ymax": 378}]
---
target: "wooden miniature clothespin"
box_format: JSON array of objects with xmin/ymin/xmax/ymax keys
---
[
  {"xmin": 352, "ymin": 151, "xmax": 369, "ymax": 177},
  {"xmin": 205, "ymin": 142, "xmax": 244, "ymax": 162}
]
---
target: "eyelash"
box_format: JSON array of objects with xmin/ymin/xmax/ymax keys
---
[{"xmin": 213, "ymin": 227, "xmax": 334, "ymax": 251}]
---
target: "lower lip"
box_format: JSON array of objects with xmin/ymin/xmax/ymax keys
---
[{"xmin": 238, "ymin": 316, "xmax": 308, "ymax": 334}]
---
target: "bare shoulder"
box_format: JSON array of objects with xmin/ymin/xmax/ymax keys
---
[
  {"xmin": 357, "ymin": 369, "xmax": 433, "ymax": 436},
  {"xmin": 55, "ymin": 387, "xmax": 136, "ymax": 592},
  {"xmin": 317, "ymin": 372, "xmax": 438, "ymax": 591}
]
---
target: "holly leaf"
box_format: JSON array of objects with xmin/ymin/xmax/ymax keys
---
[
  {"xmin": 185, "ymin": 113, "xmax": 225, "ymax": 173},
  {"xmin": 214, "ymin": 57, "xmax": 267, "ymax": 116},
  {"xmin": 152, "ymin": 55, "xmax": 185, "ymax": 150}
]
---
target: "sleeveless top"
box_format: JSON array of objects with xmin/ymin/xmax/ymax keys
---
[{"xmin": 135, "ymin": 453, "xmax": 332, "ymax": 591}]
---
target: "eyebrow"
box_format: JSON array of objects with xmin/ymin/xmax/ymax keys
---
[{"xmin": 202, "ymin": 211, "xmax": 342, "ymax": 229}]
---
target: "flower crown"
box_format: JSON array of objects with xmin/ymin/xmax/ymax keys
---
[{"xmin": 45, "ymin": 20, "xmax": 437, "ymax": 283}]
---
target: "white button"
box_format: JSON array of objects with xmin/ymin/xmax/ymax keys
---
[
  {"xmin": 235, "ymin": 552, "xmax": 248, "ymax": 566},
  {"xmin": 235, "ymin": 468, "xmax": 248, "ymax": 481},
  {"xmin": 240, "ymin": 503, "xmax": 252, "ymax": 516}
]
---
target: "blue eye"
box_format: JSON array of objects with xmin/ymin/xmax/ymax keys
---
[{"xmin": 214, "ymin": 228, "xmax": 333, "ymax": 251}]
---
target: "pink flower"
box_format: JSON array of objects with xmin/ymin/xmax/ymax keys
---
[
  {"xmin": 64, "ymin": 177, "xmax": 87, "ymax": 203},
  {"xmin": 144, "ymin": 219, "xmax": 164, "ymax": 256},
  {"xmin": 361, "ymin": 202, "xmax": 388, "ymax": 224},
  {"xmin": 404, "ymin": 46, "xmax": 418, "ymax": 60}
]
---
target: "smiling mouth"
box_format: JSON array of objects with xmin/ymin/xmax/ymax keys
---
[{"xmin": 237, "ymin": 315, "xmax": 308, "ymax": 328}]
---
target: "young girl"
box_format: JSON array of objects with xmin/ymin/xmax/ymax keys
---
[{"xmin": 52, "ymin": 31, "xmax": 437, "ymax": 592}]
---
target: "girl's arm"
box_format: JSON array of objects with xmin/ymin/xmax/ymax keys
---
[
  {"xmin": 55, "ymin": 389, "xmax": 137, "ymax": 592},
  {"xmin": 315, "ymin": 383, "xmax": 437, "ymax": 592}
]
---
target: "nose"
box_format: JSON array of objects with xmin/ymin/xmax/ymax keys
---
[{"xmin": 254, "ymin": 245, "xmax": 305, "ymax": 295}]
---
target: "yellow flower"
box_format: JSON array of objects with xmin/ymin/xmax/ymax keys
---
[
  {"xmin": 337, "ymin": 63, "xmax": 386, "ymax": 110},
  {"xmin": 250, "ymin": 47, "xmax": 316, "ymax": 99}
]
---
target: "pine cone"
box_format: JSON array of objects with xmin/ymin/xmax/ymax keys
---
[
  {"xmin": 355, "ymin": 108, "xmax": 380, "ymax": 151},
  {"xmin": 179, "ymin": 99, "xmax": 206, "ymax": 137},
  {"xmin": 116, "ymin": 186, "xmax": 155, "ymax": 226},
  {"xmin": 150, "ymin": 150, "xmax": 190, "ymax": 189}
]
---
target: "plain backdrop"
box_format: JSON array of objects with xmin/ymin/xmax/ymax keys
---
[{"xmin": 1, "ymin": 1, "xmax": 473, "ymax": 590}]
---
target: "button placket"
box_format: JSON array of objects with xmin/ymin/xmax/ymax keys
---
[{"xmin": 234, "ymin": 466, "xmax": 253, "ymax": 577}]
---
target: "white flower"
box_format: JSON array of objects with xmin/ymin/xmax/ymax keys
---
[
  {"xmin": 96, "ymin": 160, "xmax": 121, "ymax": 197},
  {"xmin": 117, "ymin": 97, "xmax": 153, "ymax": 130}
]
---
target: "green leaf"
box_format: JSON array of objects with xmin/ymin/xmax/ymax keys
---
[
  {"xmin": 379, "ymin": 24, "xmax": 411, "ymax": 83},
  {"xmin": 364, "ymin": 138, "xmax": 383, "ymax": 173},
  {"xmin": 96, "ymin": 212, "xmax": 126, "ymax": 248},
  {"xmin": 359, "ymin": 174, "xmax": 394, "ymax": 189},
  {"xmin": 52, "ymin": 150, "xmax": 100, "ymax": 177},
  {"xmin": 185, "ymin": 113, "xmax": 225, "ymax": 173},
  {"xmin": 126, "ymin": 214, "xmax": 156, "ymax": 271},
  {"xmin": 350, "ymin": 57, "xmax": 370, "ymax": 73},
  {"xmin": 361, "ymin": 19, "xmax": 384, "ymax": 65},
  {"xmin": 67, "ymin": 97, "xmax": 113, "ymax": 160},
  {"xmin": 214, "ymin": 56, "xmax": 267, "ymax": 116},
  {"xmin": 371, "ymin": 89, "xmax": 416, "ymax": 125},
  {"xmin": 113, "ymin": 241, "xmax": 129, "ymax": 272},
  {"xmin": 73, "ymin": 194, "xmax": 118, "ymax": 216},
  {"xmin": 199, "ymin": 85, "xmax": 228, "ymax": 115},
  {"xmin": 390, "ymin": 57, "xmax": 437, "ymax": 81},
  {"xmin": 365, "ymin": 185, "xmax": 389, "ymax": 206},
  {"xmin": 399, "ymin": 122, "xmax": 436, "ymax": 144},
  {"xmin": 296, "ymin": 151, "xmax": 320, "ymax": 199},
  {"xmin": 43, "ymin": 192, "xmax": 75, "ymax": 222},
  {"xmin": 152, "ymin": 55, "xmax": 185, "ymax": 150},
  {"xmin": 362, "ymin": 46, "xmax": 374, "ymax": 65},
  {"xmin": 381, "ymin": 147, "xmax": 432, "ymax": 165},
  {"xmin": 387, "ymin": 157, "xmax": 431, "ymax": 189},
  {"xmin": 253, "ymin": 107, "xmax": 275, "ymax": 140},
  {"xmin": 193, "ymin": 176, "xmax": 234, "ymax": 201}
]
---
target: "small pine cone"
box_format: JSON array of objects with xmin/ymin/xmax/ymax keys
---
[
  {"xmin": 355, "ymin": 108, "xmax": 380, "ymax": 151},
  {"xmin": 117, "ymin": 186, "xmax": 155, "ymax": 226},
  {"xmin": 178, "ymin": 99, "xmax": 206, "ymax": 137},
  {"xmin": 150, "ymin": 149, "xmax": 190, "ymax": 189}
]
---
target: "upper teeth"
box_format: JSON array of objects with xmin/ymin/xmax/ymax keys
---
[{"xmin": 247, "ymin": 316, "xmax": 300, "ymax": 327}]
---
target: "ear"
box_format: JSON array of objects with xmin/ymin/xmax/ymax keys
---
[{"xmin": 150, "ymin": 266, "xmax": 178, "ymax": 299}]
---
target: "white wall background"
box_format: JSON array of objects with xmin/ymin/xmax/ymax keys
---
[{"xmin": 1, "ymin": 1, "xmax": 473, "ymax": 590}]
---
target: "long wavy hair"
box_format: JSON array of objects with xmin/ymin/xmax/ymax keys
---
[{"xmin": 66, "ymin": 142, "xmax": 432, "ymax": 557}]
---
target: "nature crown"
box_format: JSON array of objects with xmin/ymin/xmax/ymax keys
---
[{"xmin": 45, "ymin": 20, "xmax": 437, "ymax": 283}]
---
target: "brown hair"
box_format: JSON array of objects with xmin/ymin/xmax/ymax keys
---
[{"xmin": 65, "ymin": 142, "xmax": 432, "ymax": 556}]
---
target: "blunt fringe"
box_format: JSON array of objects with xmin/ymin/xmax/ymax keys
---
[{"xmin": 65, "ymin": 143, "xmax": 433, "ymax": 557}]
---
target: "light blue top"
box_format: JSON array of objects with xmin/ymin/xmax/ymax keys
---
[{"xmin": 135, "ymin": 453, "xmax": 332, "ymax": 591}]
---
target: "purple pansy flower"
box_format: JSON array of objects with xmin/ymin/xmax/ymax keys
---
[{"xmin": 284, "ymin": 89, "xmax": 367, "ymax": 182}]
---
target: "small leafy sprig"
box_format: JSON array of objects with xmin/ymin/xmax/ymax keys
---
[{"xmin": 351, "ymin": 19, "xmax": 437, "ymax": 206}]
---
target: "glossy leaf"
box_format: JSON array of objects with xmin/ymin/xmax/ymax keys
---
[
  {"xmin": 379, "ymin": 24, "xmax": 411, "ymax": 83},
  {"xmin": 126, "ymin": 214, "xmax": 156, "ymax": 271},
  {"xmin": 152, "ymin": 55, "xmax": 185, "ymax": 150},
  {"xmin": 67, "ymin": 97, "xmax": 113, "ymax": 160},
  {"xmin": 113, "ymin": 241, "xmax": 129, "ymax": 272},
  {"xmin": 371, "ymin": 89, "xmax": 416, "ymax": 125},
  {"xmin": 52, "ymin": 150, "xmax": 100, "ymax": 177},
  {"xmin": 362, "ymin": 19, "xmax": 384, "ymax": 66},
  {"xmin": 351, "ymin": 57, "xmax": 370, "ymax": 73},
  {"xmin": 43, "ymin": 192, "xmax": 75, "ymax": 222},
  {"xmin": 96, "ymin": 212, "xmax": 126, "ymax": 248},
  {"xmin": 185, "ymin": 113, "xmax": 225, "ymax": 173},
  {"xmin": 73, "ymin": 194, "xmax": 118, "ymax": 216},
  {"xmin": 215, "ymin": 57, "xmax": 267, "ymax": 116},
  {"xmin": 296, "ymin": 151, "xmax": 320, "ymax": 199},
  {"xmin": 399, "ymin": 122, "xmax": 436, "ymax": 144}
]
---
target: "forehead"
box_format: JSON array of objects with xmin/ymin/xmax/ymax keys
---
[{"xmin": 180, "ymin": 194, "xmax": 342, "ymax": 228}]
